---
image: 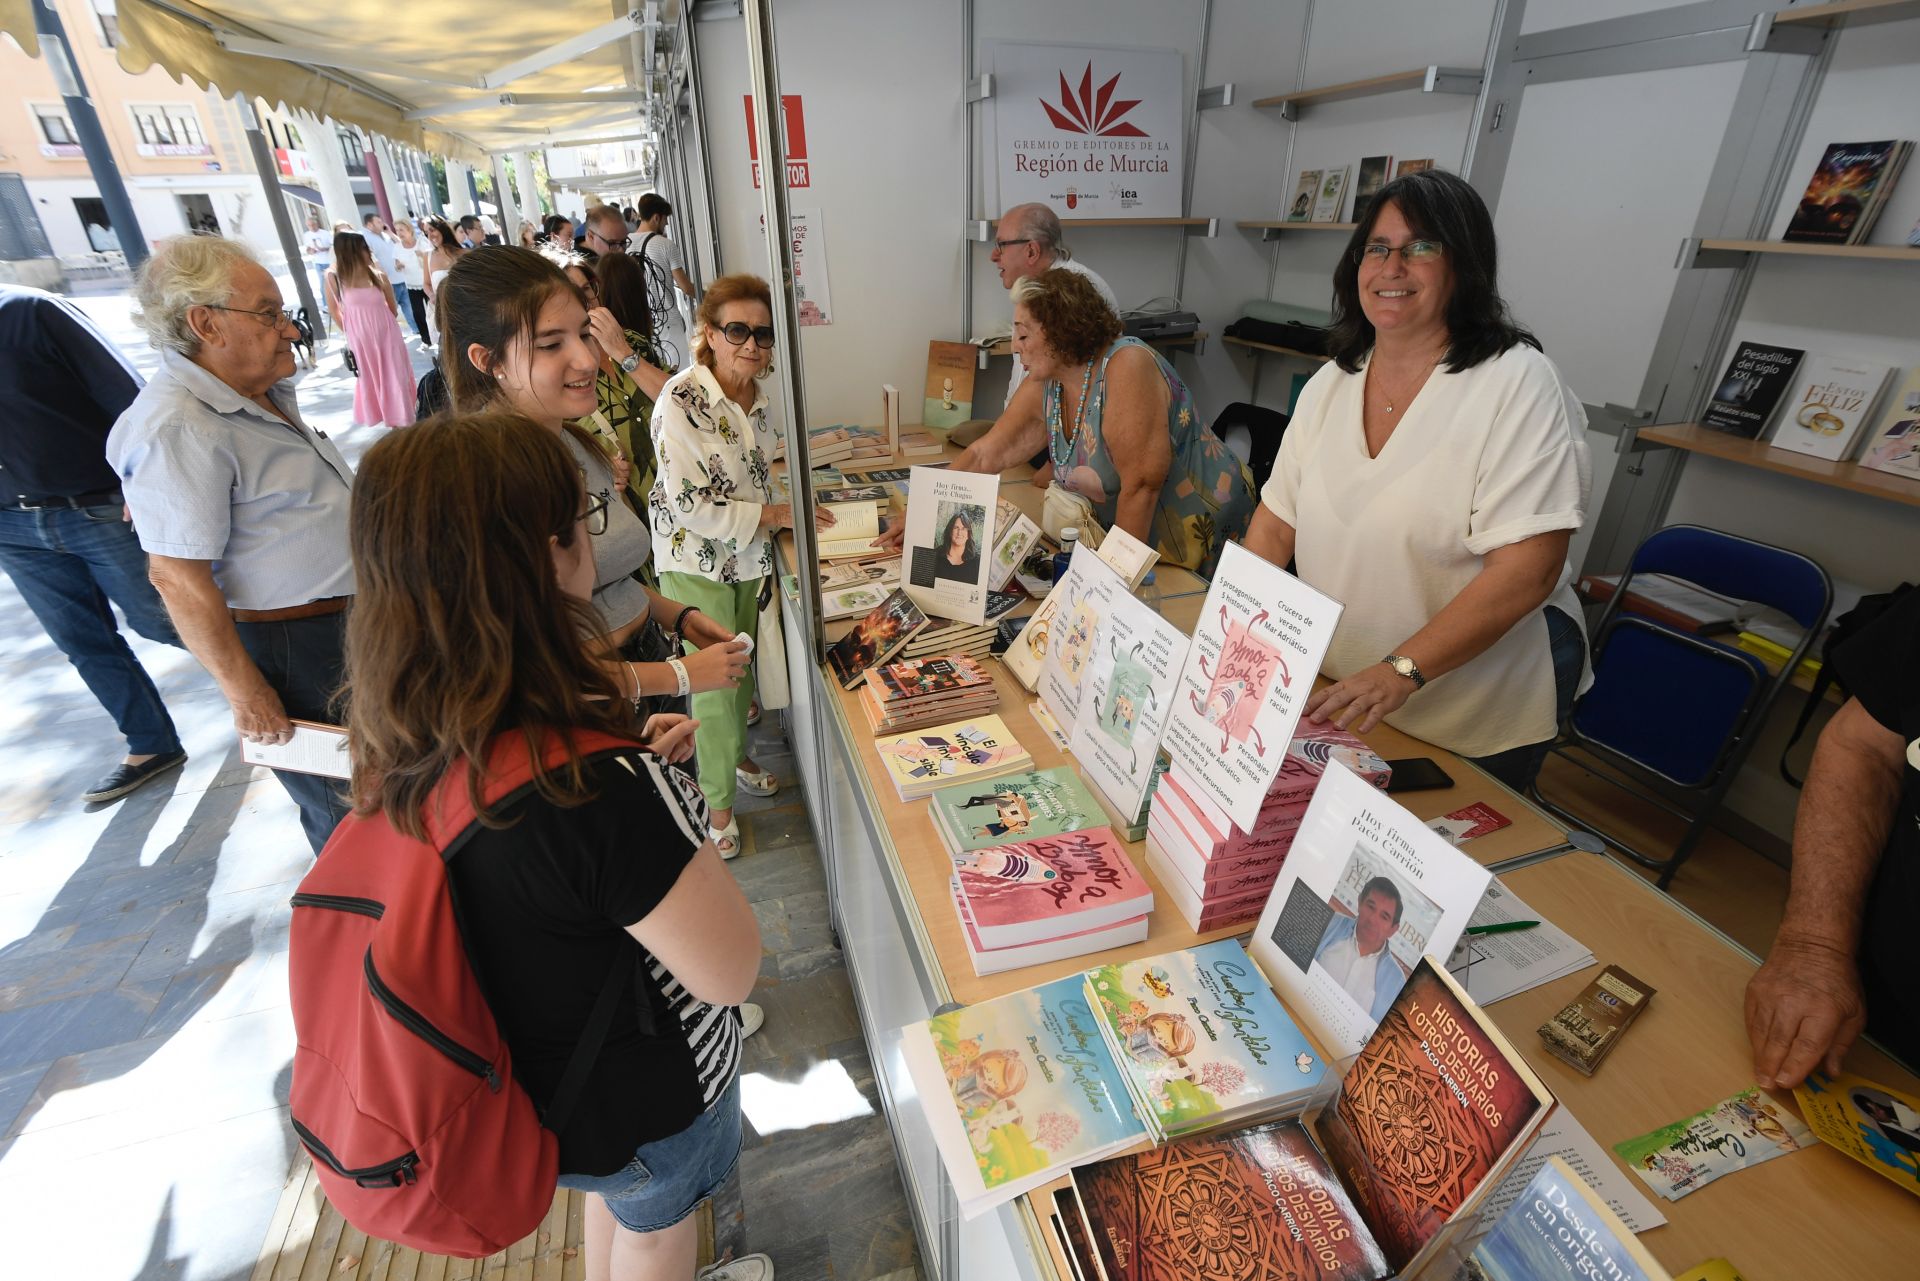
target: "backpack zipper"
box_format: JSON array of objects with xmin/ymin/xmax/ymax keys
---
[
  {"xmin": 362, "ymin": 948, "xmax": 501, "ymax": 1090},
  {"xmin": 290, "ymin": 892, "xmax": 386, "ymax": 919},
  {"xmin": 291, "ymin": 1116, "xmax": 419, "ymax": 1188}
]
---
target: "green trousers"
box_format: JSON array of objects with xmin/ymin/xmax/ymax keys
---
[{"xmin": 659, "ymin": 571, "xmax": 761, "ymax": 813}]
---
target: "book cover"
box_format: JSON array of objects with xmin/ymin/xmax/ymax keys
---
[
  {"xmin": 1795, "ymin": 1072, "xmax": 1920, "ymax": 1197},
  {"xmin": 1069, "ymin": 588, "xmax": 1192, "ymax": 827},
  {"xmin": 874, "ymin": 713, "xmax": 1029, "ymax": 798},
  {"xmin": 825, "ymin": 588, "xmax": 928, "ymax": 689},
  {"xmin": 819, "ymin": 558, "xmax": 899, "ymax": 590},
  {"xmin": 899, "ymin": 427, "xmax": 946, "ymax": 457},
  {"xmin": 929, "ymin": 766, "xmax": 1107, "ymax": 852},
  {"xmin": 1312, "ymin": 960, "xmax": 1552, "ymax": 1275},
  {"xmin": 1699, "ymin": 342, "xmax": 1805, "ymax": 438},
  {"xmin": 1004, "ymin": 533, "xmax": 1155, "ymax": 690},
  {"xmin": 1071, "ymin": 1118, "xmax": 1391, "ymax": 1281},
  {"xmin": 1163, "ymin": 541, "xmax": 1344, "ymax": 833},
  {"xmin": 1353, "ymin": 155, "xmax": 1394, "ymax": 218},
  {"xmin": 1859, "ymin": 367, "xmax": 1920, "ymax": 479},
  {"xmin": 1249, "ymin": 761, "xmax": 1491, "ymax": 1057},
  {"xmin": 1783, "ymin": 140, "xmax": 1909, "ymax": 244},
  {"xmin": 822, "ymin": 583, "xmax": 891, "ymax": 621},
  {"xmin": 955, "ymin": 828, "xmax": 1152, "ymax": 948},
  {"xmin": 881, "ymin": 382, "xmax": 900, "ymax": 453},
  {"xmin": 1612, "ymin": 1089, "xmax": 1812, "ymax": 1202},
  {"xmin": 903, "ymin": 464, "xmax": 999, "ymax": 626},
  {"xmin": 1287, "ymin": 169, "xmax": 1322, "ymax": 222},
  {"xmin": 1038, "ymin": 539, "xmax": 1131, "ymax": 732},
  {"xmin": 1462, "ymin": 1155, "xmax": 1671, "ymax": 1281},
  {"xmin": 1769, "ymin": 355, "xmax": 1893, "ymax": 461},
  {"xmin": 1052, "ymin": 1186, "xmax": 1100, "ymax": 1281},
  {"xmin": 1394, "ymin": 158, "xmax": 1434, "ymax": 178},
  {"xmin": 923, "ymin": 339, "xmax": 978, "ymax": 429},
  {"xmin": 953, "ymin": 879, "xmax": 1148, "ymax": 977},
  {"xmin": 1313, "ymin": 166, "xmax": 1351, "ymax": 223},
  {"xmin": 897, "ymin": 974, "xmax": 1148, "ymax": 1218},
  {"xmin": 1085, "ymin": 939, "xmax": 1328, "ymax": 1141},
  {"xmin": 874, "ymin": 654, "xmax": 992, "ymax": 703},
  {"xmin": 989, "ymin": 505, "xmax": 1044, "ymax": 593}
]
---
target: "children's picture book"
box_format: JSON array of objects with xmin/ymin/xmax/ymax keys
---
[
  {"xmin": 1353, "ymin": 155, "xmax": 1394, "ymax": 216},
  {"xmin": 1793, "ymin": 1071, "xmax": 1920, "ymax": 1198},
  {"xmin": 1287, "ymin": 169, "xmax": 1322, "ymax": 222},
  {"xmin": 922, "ymin": 339, "xmax": 978, "ymax": 429},
  {"xmin": 1084, "ymin": 938, "xmax": 1327, "ymax": 1143},
  {"xmin": 1699, "ymin": 342, "xmax": 1805, "ymax": 438},
  {"xmin": 953, "ymin": 827, "xmax": 1152, "ymax": 948},
  {"xmin": 819, "ymin": 558, "xmax": 899, "ymax": 591},
  {"xmin": 928, "ymin": 765, "xmax": 1106, "ymax": 854},
  {"xmin": 1070, "ymin": 1119, "xmax": 1391, "ymax": 1281},
  {"xmin": 1309, "ymin": 959, "xmax": 1553, "ymax": 1275},
  {"xmin": 1003, "ymin": 532, "xmax": 1155, "ymax": 690},
  {"xmin": 1462, "ymin": 1155, "xmax": 1672, "ymax": 1281},
  {"xmin": 1394, "ymin": 157, "xmax": 1434, "ymax": 177},
  {"xmin": 1068, "ymin": 589, "xmax": 1192, "ymax": 829},
  {"xmin": 1859, "ymin": 367, "xmax": 1920, "ymax": 479},
  {"xmin": 1768, "ymin": 355, "xmax": 1893, "ymax": 461},
  {"xmin": 1162, "ymin": 540, "xmax": 1343, "ymax": 833},
  {"xmin": 1037, "ymin": 539, "xmax": 1129, "ymax": 732},
  {"xmin": 902, "ymin": 464, "xmax": 999, "ymax": 625},
  {"xmin": 874, "ymin": 713, "xmax": 1031, "ymax": 800},
  {"xmin": 1313, "ymin": 166, "xmax": 1351, "ymax": 222},
  {"xmin": 898, "ymin": 974, "xmax": 1148, "ymax": 1218},
  {"xmin": 1782, "ymin": 140, "xmax": 1912, "ymax": 244},
  {"xmin": 1249, "ymin": 760, "xmax": 1492, "ymax": 1056},
  {"xmin": 824, "ymin": 588, "xmax": 928, "ymax": 689},
  {"xmin": 988, "ymin": 503, "xmax": 1044, "ymax": 593},
  {"xmin": 1613, "ymin": 1089, "xmax": 1812, "ymax": 1202}
]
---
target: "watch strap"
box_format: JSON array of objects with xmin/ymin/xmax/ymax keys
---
[{"xmin": 1384, "ymin": 653, "xmax": 1426, "ymax": 689}]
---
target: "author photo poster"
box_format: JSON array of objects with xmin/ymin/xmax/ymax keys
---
[{"xmin": 1297, "ymin": 844, "xmax": 1442, "ymax": 1025}]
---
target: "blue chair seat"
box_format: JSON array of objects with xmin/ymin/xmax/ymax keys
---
[{"xmin": 1571, "ymin": 617, "xmax": 1768, "ymax": 789}]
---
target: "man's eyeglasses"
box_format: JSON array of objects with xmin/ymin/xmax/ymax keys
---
[
  {"xmin": 208, "ymin": 304, "xmax": 297, "ymax": 329},
  {"xmin": 992, "ymin": 237, "xmax": 1034, "ymax": 252},
  {"xmin": 718, "ymin": 321, "xmax": 776, "ymax": 349},
  {"xmin": 592, "ymin": 231, "xmax": 632, "ymax": 251},
  {"xmin": 1356, "ymin": 239, "xmax": 1444, "ymax": 266}
]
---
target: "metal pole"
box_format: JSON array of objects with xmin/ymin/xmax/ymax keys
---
[
  {"xmin": 682, "ymin": 0, "xmax": 722, "ymax": 276},
  {"xmin": 960, "ymin": 0, "xmax": 974, "ymax": 341},
  {"xmin": 235, "ymin": 95, "xmax": 322, "ymax": 334},
  {"xmin": 1171, "ymin": 0, "xmax": 1216, "ymax": 301},
  {"xmin": 491, "ymin": 154, "xmax": 520, "ymax": 243},
  {"xmin": 32, "ymin": 0, "xmax": 147, "ymax": 270},
  {"xmin": 741, "ymin": 0, "xmax": 822, "ymax": 663}
]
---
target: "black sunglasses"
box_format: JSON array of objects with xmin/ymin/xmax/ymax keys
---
[{"xmin": 718, "ymin": 321, "xmax": 776, "ymax": 349}]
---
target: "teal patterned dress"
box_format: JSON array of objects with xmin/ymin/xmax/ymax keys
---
[{"xmin": 1043, "ymin": 336, "xmax": 1255, "ymax": 577}]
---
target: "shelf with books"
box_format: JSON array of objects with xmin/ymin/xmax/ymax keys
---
[
  {"xmin": 1250, "ymin": 65, "xmax": 1483, "ymax": 120},
  {"xmin": 1222, "ymin": 334, "xmax": 1332, "ymax": 363},
  {"xmin": 1638, "ymin": 422, "xmax": 1920, "ymax": 509},
  {"xmin": 1237, "ymin": 219, "xmax": 1360, "ymax": 242},
  {"xmin": 1768, "ymin": 0, "xmax": 1920, "ymax": 32},
  {"xmin": 1684, "ymin": 236, "xmax": 1920, "ymax": 265}
]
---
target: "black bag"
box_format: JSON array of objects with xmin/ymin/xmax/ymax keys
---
[
  {"xmin": 1778, "ymin": 581, "xmax": 1916, "ymax": 786},
  {"xmin": 1207, "ymin": 402, "xmax": 1292, "ymax": 493},
  {"xmin": 1223, "ymin": 315, "xmax": 1330, "ymax": 356}
]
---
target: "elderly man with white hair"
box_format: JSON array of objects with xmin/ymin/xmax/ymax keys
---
[{"xmin": 106, "ymin": 235, "xmax": 355, "ymax": 853}]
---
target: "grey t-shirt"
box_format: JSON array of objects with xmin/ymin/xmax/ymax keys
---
[{"xmin": 565, "ymin": 432, "xmax": 652, "ymax": 631}]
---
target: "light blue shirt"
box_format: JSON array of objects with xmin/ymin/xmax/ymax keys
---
[
  {"xmin": 359, "ymin": 228, "xmax": 400, "ymax": 279},
  {"xmin": 107, "ymin": 349, "xmax": 355, "ymax": 610}
]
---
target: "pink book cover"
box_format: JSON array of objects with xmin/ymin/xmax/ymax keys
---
[
  {"xmin": 954, "ymin": 828, "xmax": 1154, "ymax": 948},
  {"xmin": 1269, "ymin": 721, "xmax": 1392, "ymax": 807},
  {"xmin": 951, "ymin": 881, "xmax": 1149, "ymax": 975},
  {"xmin": 1144, "ymin": 836, "xmax": 1278, "ymax": 930},
  {"xmin": 1158, "ymin": 770, "xmax": 1307, "ymax": 859},
  {"xmin": 1148, "ymin": 814, "xmax": 1293, "ymax": 892}
]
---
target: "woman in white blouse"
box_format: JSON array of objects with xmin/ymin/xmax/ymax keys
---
[
  {"xmin": 1241, "ymin": 169, "xmax": 1590, "ymax": 788},
  {"xmin": 648, "ymin": 274, "xmax": 834, "ymax": 856}
]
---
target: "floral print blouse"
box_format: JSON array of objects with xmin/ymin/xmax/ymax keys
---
[{"xmin": 647, "ymin": 363, "xmax": 776, "ymax": 584}]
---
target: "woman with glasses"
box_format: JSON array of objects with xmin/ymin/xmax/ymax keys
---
[
  {"xmin": 1240, "ymin": 168, "xmax": 1591, "ymax": 789},
  {"xmin": 647, "ymin": 274, "xmax": 835, "ymax": 857},
  {"xmin": 435, "ymin": 248, "xmax": 754, "ymax": 772},
  {"xmin": 324, "ymin": 230, "xmax": 415, "ymax": 428}
]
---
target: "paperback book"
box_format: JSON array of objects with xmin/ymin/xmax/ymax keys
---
[
  {"xmin": 953, "ymin": 827, "xmax": 1153, "ymax": 949},
  {"xmin": 1287, "ymin": 169, "xmax": 1322, "ymax": 222},
  {"xmin": 1793, "ymin": 1071, "xmax": 1920, "ymax": 1198},
  {"xmin": 1084, "ymin": 938, "xmax": 1328, "ymax": 1143},
  {"xmin": 1038, "ymin": 540, "xmax": 1130, "ymax": 732},
  {"xmin": 928, "ymin": 765, "xmax": 1107, "ymax": 854},
  {"xmin": 1004, "ymin": 533, "xmax": 1157, "ymax": 690},
  {"xmin": 923, "ymin": 339, "xmax": 978, "ymax": 429},
  {"xmin": 1782, "ymin": 140, "xmax": 1912, "ymax": 245},
  {"xmin": 1768, "ymin": 355, "xmax": 1893, "ymax": 460},
  {"xmin": 1353, "ymin": 155, "xmax": 1394, "ymax": 217},
  {"xmin": 989, "ymin": 501, "xmax": 1044, "ymax": 592},
  {"xmin": 860, "ymin": 654, "xmax": 999, "ymax": 733},
  {"xmin": 1700, "ymin": 342, "xmax": 1804, "ymax": 438},
  {"xmin": 815, "ymin": 500, "xmax": 883, "ymax": 560},
  {"xmin": 873, "ymin": 712, "xmax": 1031, "ymax": 800},
  {"xmin": 1859, "ymin": 367, "xmax": 1920, "ymax": 479},
  {"xmin": 1395, "ymin": 158, "xmax": 1434, "ymax": 177},
  {"xmin": 898, "ymin": 974, "xmax": 1148, "ymax": 1218},
  {"xmin": 903, "ymin": 464, "xmax": 1000, "ymax": 625},
  {"xmin": 818, "ymin": 558, "xmax": 899, "ymax": 591},
  {"xmin": 1069, "ymin": 589, "xmax": 1192, "ymax": 833},
  {"xmin": 1457, "ymin": 1155, "xmax": 1670, "ymax": 1281},
  {"xmin": 953, "ymin": 878, "xmax": 1149, "ymax": 977},
  {"xmin": 1313, "ymin": 166, "xmax": 1351, "ymax": 222},
  {"xmin": 822, "ymin": 582, "xmax": 892, "ymax": 622},
  {"xmin": 824, "ymin": 588, "xmax": 929, "ymax": 689}
]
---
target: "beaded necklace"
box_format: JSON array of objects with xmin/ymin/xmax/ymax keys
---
[{"xmin": 1047, "ymin": 360, "xmax": 1095, "ymax": 470}]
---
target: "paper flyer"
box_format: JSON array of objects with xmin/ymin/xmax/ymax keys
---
[
  {"xmin": 1036, "ymin": 540, "xmax": 1128, "ymax": 733},
  {"xmin": 901, "ymin": 464, "xmax": 999, "ymax": 626},
  {"xmin": 1161, "ymin": 540, "xmax": 1342, "ymax": 832},
  {"xmin": 1613, "ymin": 1089, "xmax": 1814, "ymax": 1201},
  {"xmin": 1793, "ymin": 1071, "xmax": 1920, "ymax": 1197},
  {"xmin": 1067, "ymin": 589, "xmax": 1190, "ymax": 827}
]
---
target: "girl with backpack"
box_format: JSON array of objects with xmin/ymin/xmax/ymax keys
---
[{"xmin": 334, "ymin": 412, "xmax": 773, "ymax": 1281}]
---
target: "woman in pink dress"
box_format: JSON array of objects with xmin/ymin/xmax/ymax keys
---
[{"xmin": 325, "ymin": 231, "xmax": 415, "ymax": 427}]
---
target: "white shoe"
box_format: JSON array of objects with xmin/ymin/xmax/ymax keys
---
[
  {"xmin": 698, "ymin": 1254, "xmax": 773, "ymax": 1281},
  {"xmin": 739, "ymin": 1002, "xmax": 764, "ymax": 1038}
]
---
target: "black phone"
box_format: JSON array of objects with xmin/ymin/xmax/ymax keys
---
[{"xmin": 1385, "ymin": 757, "xmax": 1454, "ymax": 793}]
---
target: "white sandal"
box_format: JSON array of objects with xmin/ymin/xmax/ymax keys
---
[
  {"xmin": 709, "ymin": 816, "xmax": 741, "ymax": 860},
  {"xmin": 735, "ymin": 764, "xmax": 779, "ymax": 798}
]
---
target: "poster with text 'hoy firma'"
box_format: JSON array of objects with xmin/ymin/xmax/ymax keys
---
[{"xmin": 1162, "ymin": 541, "xmax": 1343, "ymax": 833}]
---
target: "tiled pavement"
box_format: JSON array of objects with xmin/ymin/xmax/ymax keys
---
[{"xmin": 0, "ymin": 285, "xmax": 920, "ymax": 1281}]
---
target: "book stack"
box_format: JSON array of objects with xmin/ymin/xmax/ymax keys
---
[
  {"xmin": 873, "ymin": 713, "xmax": 1031, "ymax": 801},
  {"xmin": 859, "ymin": 654, "xmax": 999, "ymax": 734},
  {"xmin": 805, "ymin": 425, "xmax": 854, "ymax": 467},
  {"xmin": 825, "ymin": 588, "xmax": 929, "ymax": 689},
  {"xmin": 841, "ymin": 424, "xmax": 895, "ymax": 466},
  {"xmin": 897, "ymin": 591, "xmax": 1023, "ymax": 661},
  {"xmin": 1146, "ymin": 724, "xmax": 1391, "ymax": 931},
  {"xmin": 1083, "ymin": 939, "xmax": 1327, "ymax": 1144},
  {"xmin": 949, "ymin": 827, "xmax": 1153, "ymax": 975},
  {"xmin": 927, "ymin": 765, "xmax": 1106, "ymax": 855}
]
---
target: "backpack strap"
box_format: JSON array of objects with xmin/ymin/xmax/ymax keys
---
[
  {"xmin": 424, "ymin": 728, "xmax": 641, "ymax": 847},
  {"xmin": 540, "ymin": 950, "xmax": 630, "ymax": 1135}
]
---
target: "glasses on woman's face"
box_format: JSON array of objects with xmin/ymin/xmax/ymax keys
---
[
  {"xmin": 1356, "ymin": 239, "xmax": 1444, "ymax": 267},
  {"xmin": 717, "ymin": 321, "xmax": 776, "ymax": 349}
]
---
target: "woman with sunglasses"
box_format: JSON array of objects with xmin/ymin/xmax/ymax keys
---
[
  {"xmin": 647, "ymin": 274, "xmax": 834, "ymax": 857},
  {"xmin": 435, "ymin": 248, "xmax": 754, "ymax": 764},
  {"xmin": 1240, "ymin": 168, "xmax": 1591, "ymax": 789}
]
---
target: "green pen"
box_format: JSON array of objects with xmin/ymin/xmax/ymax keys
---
[{"xmin": 1466, "ymin": 920, "xmax": 1541, "ymax": 936}]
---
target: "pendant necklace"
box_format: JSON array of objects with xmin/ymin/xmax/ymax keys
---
[{"xmin": 1373, "ymin": 352, "xmax": 1440, "ymax": 415}]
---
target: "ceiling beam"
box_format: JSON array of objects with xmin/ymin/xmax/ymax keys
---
[{"xmin": 477, "ymin": 12, "xmax": 646, "ymax": 90}]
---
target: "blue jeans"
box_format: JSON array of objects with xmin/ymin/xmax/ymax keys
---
[
  {"xmin": 558, "ymin": 1078, "xmax": 742, "ymax": 1234},
  {"xmin": 391, "ymin": 281, "xmax": 421, "ymax": 336},
  {"xmin": 0, "ymin": 503, "xmax": 181, "ymax": 756},
  {"xmin": 1468, "ymin": 604, "xmax": 1586, "ymax": 792},
  {"xmin": 233, "ymin": 611, "xmax": 352, "ymax": 853}
]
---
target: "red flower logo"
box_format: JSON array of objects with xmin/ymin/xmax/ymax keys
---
[{"xmin": 1041, "ymin": 62, "xmax": 1148, "ymax": 138}]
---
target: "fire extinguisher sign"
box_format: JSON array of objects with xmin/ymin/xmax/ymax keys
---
[{"xmin": 744, "ymin": 95, "xmax": 810, "ymax": 189}]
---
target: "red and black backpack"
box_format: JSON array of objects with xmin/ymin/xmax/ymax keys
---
[{"xmin": 287, "ymin": 729, "xmax": 638, "ymax": 1257}]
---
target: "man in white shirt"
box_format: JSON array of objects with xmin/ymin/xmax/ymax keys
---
[
  {"xmin": 635, "ymin": 193, "xmax": 695, "ymax": 368},
  {"xmin": 1313, "ymin": 877, "xmax": 1408, "ymax": 1022},
  {"xmin": 358, "ymin": 213, "xmax": 406, "ymax": 318}
]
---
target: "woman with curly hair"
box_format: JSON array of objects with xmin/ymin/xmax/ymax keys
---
[{"xmin": 948, "ymin": 268, "xmax": 1254, "ymax": 575}]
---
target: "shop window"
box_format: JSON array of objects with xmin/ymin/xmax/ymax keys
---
[
  {"xmin": 90, "ymin": 0, "xmax": 119, "ymax": 47},
  {"xmin": 34, "ymin": 106, "xmax": 77, "ymax": 147}
]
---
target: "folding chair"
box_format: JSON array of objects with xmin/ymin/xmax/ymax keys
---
[{"xmin": 1530, "ymin": 525, "xmax": 1830, "ymax": 890}]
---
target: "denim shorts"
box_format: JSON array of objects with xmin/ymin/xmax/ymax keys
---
[{"xmin": 557, "ymin": 1079, "xmax": 742, "ymax": 1233}]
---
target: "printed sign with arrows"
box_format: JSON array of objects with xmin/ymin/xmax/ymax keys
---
[{"xmin": 1068, "ymin": 589, "xmax": 1193, "ymax": 827}]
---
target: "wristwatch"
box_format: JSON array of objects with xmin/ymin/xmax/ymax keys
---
[
  {"xmin": 618, "ymin": 352, "xmax": 642, "ymax": 374},
  {"xmin": 1383, "ymin": 654, "xmax": 1426, "ymax": 689}
]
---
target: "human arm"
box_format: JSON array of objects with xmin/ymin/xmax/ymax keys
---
[
  {"xmin": 374, "ymin": 270, "xmax": 398, "ymax": 316},
  {"xmin": 146, "ymin": 555, "xmax": 292, "ymax": 742},
  {"xmin": 323, "ymin": 270, "xmax": 341, "ymax": 319},
  {"xmin": 672, "ymin": 267, "xmax": 695, "ymax": 299},
  {"xmin": 1239, "ymin": 502, "xmax": 1296, "ymax": 570},
  {"xmin": 1746, "ymin": 697, "xmax": 1901, "ymax": 1087},
  {"xmin": 589, "ymin": 318, "xmax": 674, "ymax": 402},
  {"xmin": 1089, "ymin": 346, "xmax": 1172, "ymax": 547},
  {"xmin": 951, "ymin": 375, "xmax": 1048, "ymax": 475},
  {"xmin": 639, "ymin": 713, "xmax": 699, "ymax": 765}
]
